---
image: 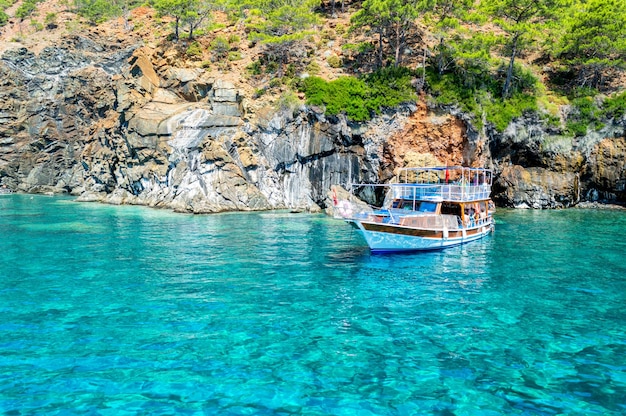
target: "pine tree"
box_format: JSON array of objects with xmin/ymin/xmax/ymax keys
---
[
  {"xmin": 482, "ymin": 0, "xmax": 563, "ymax": 98},
  {"xmin": 422, "ymin": 0, "xmax": 473, "ymax": 75},
  {"xmin": 351, "ymin": 0, "xmax": 424, "ymax": 68},
  {"xmin": 152, "ymin": 0, "xmax": 211, "ymax": 40},
  {"xmin": 556, "ymin": 0, "xmax": 626, "ymax": 88},
  {"xmin": 246, "ymin": 0, "xmax": 320, "ymax": 73}
]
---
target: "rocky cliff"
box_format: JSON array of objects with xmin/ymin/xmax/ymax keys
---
[{"xmin": 0, "ymin": 30, "xmax": 625, "ymax": 211}]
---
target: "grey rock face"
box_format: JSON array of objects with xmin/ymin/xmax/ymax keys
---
[
  {"xmin": 488, "ymin": 112, "xmax": 626, "ymax": 208},
  {"xmin": 1, "ymin": 33, "xmax": 625, "ymax": 211}
]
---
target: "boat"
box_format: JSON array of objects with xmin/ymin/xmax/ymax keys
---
[{"xmin": 333, "ymin": 166, "xmax": 495, "ymax": 253}]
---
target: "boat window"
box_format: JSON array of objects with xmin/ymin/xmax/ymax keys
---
[
  {"xmin": 441, "ymin": 202, "xmax": 461, "ymax": 216},
  {"xmin": 418, "ymin": 202, "xmax": 437, "ymax": 212}
]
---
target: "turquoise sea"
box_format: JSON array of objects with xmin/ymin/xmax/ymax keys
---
[{"xmin": 1, "ymin": 195, "xmax": 625, "ymax": 415}]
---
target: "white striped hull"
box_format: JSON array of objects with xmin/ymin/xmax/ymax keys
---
[{"xmin": 350, "ymin": 220, "xmax": 494, "ymax": 253}]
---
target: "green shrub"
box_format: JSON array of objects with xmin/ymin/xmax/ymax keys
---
[
  {"xmin": 0, "ymin": 10, "xmax": 8, "ymax": 27},
  {"xmin": 186, "ymin": 41, "xmax": 203, "ymax": 58},
  {"xmin": 484, "ymin": 94, "xmax": 538, "ymax": 132},
  {"xmin": 247, "ymin": 60, "xmax": 262, "ymax": 75},
  {"xmin": 306, "ymin": 60, "xmax": 321, "ymax": 76},
  {"xmin": 29, "ymin": 18, "xmax": 43, "ymax": 31},
  {"xmin": 601, "ymin": 91, "xmax": 626, "ymax": 119},
  {"xmin": 210, "ymin": 36, "xmax": 229, "ymax": 59},
  {"xmin": 269, "ymin": 77, "xmax": 282, "ymax": 88},
  {"xmin": 228, "ymin": 34, "xmax": 240, "ymax": 44},
  {"xmin": 265, "ymin": 61, "xmax": 278, "ymax": 74},
  {"xmin": 276, "ymin": 90, "xmax": 301, "ymax": 113},
  {"xmin": 566, "ymin": 96, "xmax": 599, "ymax": 136},
  {"xmin": 15, "ymin": 0, "xmax": 40, "ymax": 20},
  {"xmin": 228, "ymin": 51, "xmax": 242, "ymax": 61},
  {"xmin": 425, "ymin": 60, "xmax": 542, "ymax": 132},
  {"xmin": 299, "ymin": 67, "xmax": 418, "ymax": 122},
  {"xmin": 321, "ymin": 29, "xmax": 336, "ymax": 41},
  {"xmin": 327, "ymin": 54, "xmax": 342, "ymax": 68},
  {"xmin": 566, "ymin": 120, "xmax": 589, "ymax": 137},
  {"xmin": 74, "ymin": 0, "xmax": 121, "ymax": 24},
  {"xmin": 44, "ymin": 12, "xmax": 57, "ymax": 29},
  {"xmin": 363, "ymin": 66, "xmax": 418, "ymax": 111}
]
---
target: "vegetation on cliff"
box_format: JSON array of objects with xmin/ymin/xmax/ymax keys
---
[{"xmin": 1, "ymin": 0, "xmax": 625, "ymax": 134}]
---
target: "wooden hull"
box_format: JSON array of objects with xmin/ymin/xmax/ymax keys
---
[{"xmin": 350, "ymin": 220, "xmax": 494, "ymax": 253}]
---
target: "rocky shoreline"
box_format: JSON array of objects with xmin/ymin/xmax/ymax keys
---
[{"xmin": 0, "ymin": 33, "xmax": 625, "ymax": 213}]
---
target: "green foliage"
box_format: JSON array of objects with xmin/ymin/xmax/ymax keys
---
[
  {"xmin": 152, "ymin": 0, "xmax": 212, "ymax": 40},
  {"xmin": 301, "ymin": 76, "xmax": 370, "ymax": 121},
  {"xmin": 299, "ymin": 67, "xmax": 418, "ymax": 121},
  {"xmin": 16, "ymin": 0, "xmax": 43, "ymax": 20},
  {"xmin": 276, "ymin": 90, "xmax": 302, "ymax": 113},
  {"xmin": 246, "ymin": 60, "xmax": 263, "ymax": 75},
  {"xmin": 228, "ymin": 51, "xmax": 242, "ymax": 61},
  {"xmin": 600, "ymin": 91, "xmax": 626, "ymax": 119},
  {"xmin": 74, "ymin": 0, "xmax": 122, "ymax": 24},
  {"xmin": 560, "ymin": 91, "xmax": 626, "ymax": 136},
  {"xmin": 246, "ymin": 0, "xmax": 320, "ymax": 43},
  {"xmin": 0, "ymin": 10, "xmax": 8, "ymax": 27},
  {"xmin": 305, "ymin": 60, "xmax": 321, "ymax": 76},
  {"xmin": 351, "ymin": 0, "xmax": 424, "ymax": 67},
  {"xmin": 210, "ymin": 35, "xmax": 229, "ymax": 59},
  {"xmin": 566, "ymin": 97, "xmax": 599, "ymax": 136},
  {"xmin": 555, "ymin": 0, "xmax": 626, "ymax": 87},
  {"xmin": 426, "ymin": 60, "xmax": 539, "ymax": 132},
  {"xmin": 326, "ymin": 54, "xmax": 342, "ymax": 68},
  {"xmin": 30, "ymin": 18, "xmax": 43, "ymax": 31},
  {"xmin": 479, "ymin": 0, "xmax": 563, "ymax": 98},
  {"xmin": 186, "ymin": 40, "xmax": 203, "ymax": 57},
  {"xmin": 362, "ymin": 66, "xmax": 419, "ymax": 111},
  {"xmin": 45, "ymin": 12, "xmax": 58, "ymax": 29},
  {"xmin": 484, "ymin": 94, "xmax": 538, "ymax": 132}
]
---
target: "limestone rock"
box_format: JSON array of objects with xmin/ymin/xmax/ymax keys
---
[{"xmin": 1, "ymin": 29, "xmax": 625, "ymax": 213}]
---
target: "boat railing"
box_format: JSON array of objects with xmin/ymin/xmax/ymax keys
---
[{"xmin": 391, "ymin": 183, "xmax": 491, "ymax": 202}]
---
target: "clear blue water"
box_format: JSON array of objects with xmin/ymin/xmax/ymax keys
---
[{"xmin": 1, "ymin": 195, "xmax": 626, "ymax": 415}]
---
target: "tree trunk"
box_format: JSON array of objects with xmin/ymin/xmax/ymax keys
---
[
  {"xmin": 377, "ymin": 29, "xmax": 384, "ymax": 68},
  {"xmin": 394, "ymin": 23, "xmax": 401, "ymax": 67},
  {"xmin": 175, "ymin": 17, "xmax": 180, "ymax": 40},
  {"xmin": 502, "ymin": 33, "xmax": 519, "ymax": 98},
  {"xmin": 437, "ymin": 37, "xmax": 445, "ymax": 74}
]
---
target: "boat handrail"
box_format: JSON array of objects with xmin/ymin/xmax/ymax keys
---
[
  {"xmin": 390, "ymin": 183, "xmax": 491, "ymax": 202},
  {"xmin": 395, "ymin": 166, "xmax": 493, "ymax": 188}
]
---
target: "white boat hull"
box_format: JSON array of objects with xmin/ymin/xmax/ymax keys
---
[{"xmin": 350, "ymin": 220, "xmax": 493, "ymax": 253}]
